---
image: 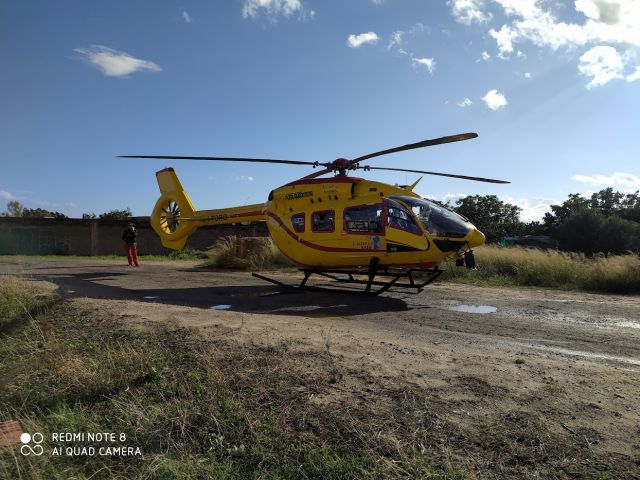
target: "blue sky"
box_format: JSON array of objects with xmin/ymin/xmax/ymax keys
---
[{"xmin": 1, "ymin": 0, "xmax": 639, "ymax": 221}]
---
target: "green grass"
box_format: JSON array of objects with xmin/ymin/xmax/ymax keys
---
[
  {"xmin": 0, "ymin": 277, "xmax": 462, "ymax": 480},
  {"xmin": 441, "ymin": 245, "xmax": 640, "ymax": 294}
]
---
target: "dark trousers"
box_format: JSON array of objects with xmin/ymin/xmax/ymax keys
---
[{"xmin": 126, "ymin": 243, "xmax": 139, "ymax": 266}]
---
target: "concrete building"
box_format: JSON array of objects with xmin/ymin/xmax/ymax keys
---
[{"xmin": 0, "ymin": 217, "xmax": 268, "ymax": 256}]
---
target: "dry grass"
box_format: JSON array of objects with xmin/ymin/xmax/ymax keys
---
[
  {"xmin": 0, "ymin": 277, "xmax": 56, "ymax": 330},
  {"xmin": 0, "ymin": 287, "xmax": 460, "ymax": 480},
  {"xmin": 205, "ymin": 236, "xmax": 291, "ymax": 270},
  {"xmin": 443, "ymin": 245, "xmax": 640, "ymax": 294},
  {"xmin": 206, "ymin": 238, "xmax": 640, "ymax": 293}
]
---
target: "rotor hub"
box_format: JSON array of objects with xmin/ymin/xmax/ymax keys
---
[{"xmin": 331, "ymin": 158, "xmax": 353, "ymax": 175}]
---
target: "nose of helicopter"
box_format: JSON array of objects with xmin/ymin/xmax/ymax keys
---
[{"xmin": 466, "ymin": 228, "xmax": 485, "ymax": 248}]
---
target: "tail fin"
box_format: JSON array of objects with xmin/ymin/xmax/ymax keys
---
[
  {"xmin": 151, "ymin": 168, "xmax": 198, "ymax": 250},
  {"xmin": 151, "ymin": 168, "xmax": 266, "ymax": 251}
]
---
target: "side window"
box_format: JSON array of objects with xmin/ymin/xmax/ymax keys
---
[
  {"xmin": 291, "ymin": 213, "xmax": 305, "ymax": 233},
  {"xmin": 311, "ymin": 210, "xmax": 334, "ymax": 232},
  {"xmin": 385, "ymin": 199, "xmax": 422, "ymax": 235},
  {"xmin": 344, "ymin": 204, "xmax": 383, "ymax": 233}
]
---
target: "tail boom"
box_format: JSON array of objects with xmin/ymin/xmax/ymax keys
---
[{"xmin": 152, "ymin": 168, "xmax": 265, "ymax": 250}]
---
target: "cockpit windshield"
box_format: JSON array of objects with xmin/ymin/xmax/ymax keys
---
[{"xmin": 390, "ymin": 195, "xmax": 470, "ymax": 238}]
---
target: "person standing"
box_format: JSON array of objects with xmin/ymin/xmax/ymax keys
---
[{"xmin": 122, "ymin": 222, "xmax": 139, "ymax": 267}]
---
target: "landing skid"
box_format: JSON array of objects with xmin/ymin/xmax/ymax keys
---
[{"xmin": 252, "ymin": 264, "xmax": 443, "ymax": 296}]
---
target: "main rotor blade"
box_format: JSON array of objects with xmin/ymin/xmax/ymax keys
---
[
  {"xmin": 301, "ymin": 167, "xmax": 333, "ymax": 179},
  {"xmin": 351, "ymin": 132, "xmax": 478, "ymax": 165},
  {"xmin": 365, "ymin": 166, "xmax": 510, "ymax": 184},
  {"xmin": 300, "ymin": 132, "xmax": 479, "ymax": 180},
  {"xmin": 118, "ymin": 155, "xmax": 322, "ymax": 167}
]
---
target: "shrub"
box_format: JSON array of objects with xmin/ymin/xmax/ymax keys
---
[{"xmin": 205, "ymin": 236, "xmax": 291, "ymax": 270}]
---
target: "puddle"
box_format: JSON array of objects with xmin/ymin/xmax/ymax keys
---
[
  {"xmin": 143, "ymin": 296, "xmax": 160, "ymax": 300},
  {"xmin": 209, "ymin": 305, "xmax": 232, "ymax": 310},
  {"xmin": 449, "ymin": 304, "xmax": 497, "ymax": 314}
]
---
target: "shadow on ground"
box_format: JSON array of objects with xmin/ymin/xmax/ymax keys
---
[{"xmin": 31, "ymin": 268, "xmax": 412, "ymax": 317}]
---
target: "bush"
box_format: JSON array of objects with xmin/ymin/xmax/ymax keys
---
[{"xmin": 205, "ymin": 236, "xmax": 290, "ymax": 270}]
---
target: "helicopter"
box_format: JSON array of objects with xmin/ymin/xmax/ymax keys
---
[{"xmin": 121, "ymin": 132, "xmax": 509, "ymax": 295}]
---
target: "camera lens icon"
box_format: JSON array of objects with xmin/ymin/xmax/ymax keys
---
[{"xmin": 20, "ymin": 432, "xmax": 44, "ymax": 456}]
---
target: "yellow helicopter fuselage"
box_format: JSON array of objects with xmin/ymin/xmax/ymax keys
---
[{"xmin": 151, "ymin": 168, "xmax": 485, "ymax": 271}]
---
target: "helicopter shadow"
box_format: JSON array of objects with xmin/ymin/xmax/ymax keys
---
[{"xmin": 32, "ymin": 270, "xmax": 411, "ymax": 317}]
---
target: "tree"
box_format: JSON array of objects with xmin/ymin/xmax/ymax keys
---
[
  {"xmin": 542, "ymin": 193, "xmax": 590, "ymax": 233},
  {"xmin": 596, "ymin": 216, "xmax": 640, "ymax": 255},
  {"xmin": 23, "ymin": 208, "xmax": 67, "ymax": 218},
  {"xmin": 6, "ymin": 200, "xmax": 24, "ymax": 217},
  {"xmin": 99, "ymin": 208, "xmax": 132, "ymax": 220},
  {"xmin": 556, "ymin": 211, "xmax": 640, "ymax": 256},
  {"xmin": 82, "ymin": 213, "xmax": 97, "ymax": 219},
  {"xmin": 453, "ymin": 195, "xmax": 522, "ymax": 242},
  {"xmin": 555, "ymin": 210, "xmax": 604, "ymax": 256}
]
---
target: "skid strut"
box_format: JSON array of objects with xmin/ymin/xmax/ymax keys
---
[{"xmin": 252, "ymin": 259, "xmax": 443, "ymax": 296}]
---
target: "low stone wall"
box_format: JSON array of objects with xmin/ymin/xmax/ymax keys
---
[{"xmin": 0, "ymin": 217, "xmax": 269, "ymax": 256}]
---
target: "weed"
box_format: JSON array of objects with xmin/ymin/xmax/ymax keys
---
[{"xmin": 442, "ymin": 245, "xmax": 640, "ymax": 294}]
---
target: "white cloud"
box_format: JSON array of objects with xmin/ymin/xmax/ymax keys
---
[
  {"xmin": 182, "ymin": 10, "xmax": 192, "ymax": 23},
  {"xmin": 480, "ymin": 50, "xmax": 491, "ymax": 61},
  {"xmin": 75, "ymin": 45, "xmax": 161, "ymax": 77},
  {"xmin": 386, "ymin": 24, "xmax": 426, "ymax": 57},
  {"xmin": 225, "ymin": 175, "xmax": 255, "ymax": 182},
  {"xmin": 524, "ymin": 71, "xmax": 532, "ymax": 78},
  {"xmin": 412, "ymin": 57, "xmax": 436, "ymax": 74},
  {"xmin": 578, "ymin": 45, "xmax": 625, "ymax": 88},
  {"xmin": 457, "ymin": 97, "xmax": 473, "ymax": 107},
  {"xmin": 448, "ymin": 0, "xmax": 492, "ymax": 25},
  {"xmin": 572, "ymin": 172, "xmax": 640, "ymax": 190},
  {"xmin": 505, "ymin": 196, "xmax": 557, "ymax": 222},
  {"xmin": 242, "ymin": 0, "xmax": 307, "ymax": 21},
  {"xmin": 423, "ymin": 192, "xmax": 469, "ymax": 207},
  {"xmin": 480, "ymin": 0, "xmax": 640, "ymax": 84},
  {"xmin": 347, "ymin": 32, "xmax": 379, "ymax": 48},
  {"xmin": 0, "ymin": 190, "xmax": 15, "ymax": 201},
  {"xmin": 387, "ymin": 30, "xmax": 404, "ymax": 51},
  {"xmin": 425, "ymin": 192, "xmax": 556, "ymax": 222},
  {"xmin": 481, "ymin": 89, "xmax": 508, "ymax": 110},
  {"xmin": 626, "ymin": 66, "xmax": 640, "ymax": 82},
  {"xmin": 489, "ymin": 24, "xmax": 517, "ymax": 58}
]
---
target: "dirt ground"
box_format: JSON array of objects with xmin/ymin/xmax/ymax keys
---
[{"xmin": 2, "ymin": 257, "xmax": 639, "ymax": 478}]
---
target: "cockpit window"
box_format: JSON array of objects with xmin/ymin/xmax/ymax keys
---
[
  {"xmin": 390, "ymin": 195, "xmax": 470, "ymax": 238},
  {"xmin": 385, "ymin": 199, "xmax": 423, "ymax": 235}
]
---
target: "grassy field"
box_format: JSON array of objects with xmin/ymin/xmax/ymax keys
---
[
  {"xmin": 0, "ymin": 277, "xmax": 462, "ymax": 480},
  {"xmin": 205, "ymin": 238, "xmax": 640, "ymax": 294},
  {"xmin": 441, "ymin": 245, "xmax": 640, "ymax": 294}
]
